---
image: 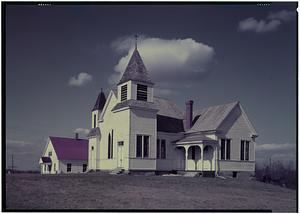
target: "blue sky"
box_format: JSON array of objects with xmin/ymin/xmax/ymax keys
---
[{"xmin": 5, "ymin": 3, "xmax": 297, "ymax": 170}]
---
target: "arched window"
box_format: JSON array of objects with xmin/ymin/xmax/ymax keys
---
[
  {"xmin": 108, "ymin": 134, "xmax": 111, "ymax": 159},
  {"xmin": 108, "ymin": 130, "xmax": 114, "ymax": 159}
]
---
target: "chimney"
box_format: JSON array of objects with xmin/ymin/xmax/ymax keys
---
[
  {"xmin": 185, "ymin": 100, "xmax": 194, "ymax": 130},
  {"xmin": 75, "ymin": 133, "xmax": 79, "ymax": 140}
]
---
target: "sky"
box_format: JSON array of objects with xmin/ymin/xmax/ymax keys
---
[{"xmin": 5, "ymin": 2, "xmax": 297, "ymax": 170}]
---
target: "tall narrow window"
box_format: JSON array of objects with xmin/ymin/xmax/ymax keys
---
[
  {"xmin": 240, "ymin": 141, "xmax": 245, "ymax": 160},
  {"xmin": 93, "ymin": 114, "xmax": 96, "ymax": 128},
  {"xmin": 108, "ymin": 134, "xmax": 111, "ymax": 159},
  {"xmin": 156, "ymin": 139, "xmax": 160, "ymax": 158},
  {"xmin": 221, "ymin": 139, "xmax": 226, "ymax": 160},
  {"xmin": 121, "ymin": 85, "xmax": 127, "ymax": 101},
  {"xmin": 111, "ymin": 130, "xmax": 114, "ymax": 159},
  {"xmin": 143, "ymin": 136, "xmax": 149, "ymax": 158},
  {"xmin": 136, "ymin": 135, "xmax": 150, "ymax": 158},
  {"xmin": 245, "ymin": 141, "xmax": 250, "ymax": 161},
  {"xmin": 136, "ymin": 135, "xmax": 143, "ymax": 157},
  {"xmin": 67, "ymin": 163, "xmax": 72, "ymax": 172},
  {"xmin": 157, "ymin": 139, "xmax": 167, "ymax": 159},
  {"xmin": 161, "ymin": 139, "xmax": 166, "ymax": 159},
  {"xmin": 226, "ymin": 139, "xmax": 231, "ymax": 160},
  {"xmin": 137, "ymin": 84, "xmax": 147, "ymax": 101}
]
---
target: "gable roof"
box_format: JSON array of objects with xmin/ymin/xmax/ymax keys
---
[
  {"xmin": 154, "ymin": 97, "xmax": 184, "ymax": 119},
  {"xmin": 118, "ymin": 49, "xmax": 154, "ymax": 85},
  {"xmin": 49, "ymin": 137, "xmax": 88, "ymax": 160},
  {"xmin": 92, "ymin": 90, "xmax": 106, "ymax": 111},
  {"xmin": 188, "ymin": 101, "xmax": 239, "ymax": 133}
]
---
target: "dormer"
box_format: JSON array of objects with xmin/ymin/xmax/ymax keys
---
[{"xmin": 117, "ymin": 47, "xmax": 154, "ymax": 103}]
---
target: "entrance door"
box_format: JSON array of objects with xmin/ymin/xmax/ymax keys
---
[{"xmin": 117, "ymin": 141, "xmax": 124, "ymax": 168}]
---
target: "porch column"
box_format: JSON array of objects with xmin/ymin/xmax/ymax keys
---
[
  {"xmin": 214, "ymin": 145, "xmax": 217, "ymax": 176},
  {"xmin": 184, "ymin": 145, "xmax": 189, "ymax": 171},
  {"xmin": 200, "ymin": 144, "xmax": 204, "ymax": 171}
]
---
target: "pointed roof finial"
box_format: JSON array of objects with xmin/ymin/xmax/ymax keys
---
[
  {"xmin": 134, "ymin": 34, "xmax": 138, "ymax": 50},
  {"xmin": 101, "ymin": 88, "xmax": 103, "ymax": 93}
]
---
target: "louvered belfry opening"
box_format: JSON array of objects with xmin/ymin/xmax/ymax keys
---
[{"xmin": 137, "ymin": 84, "xmax": 147, "ymax": 101}]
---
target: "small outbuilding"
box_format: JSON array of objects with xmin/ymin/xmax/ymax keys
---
[{"xmin": 39, "ymin": 135, "xmax": 88, "ymax": 174}]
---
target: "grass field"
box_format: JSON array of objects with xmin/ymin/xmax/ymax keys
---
[{"xmin": 5, "ymin": 172, "xmax": 297, "ymax": 211}]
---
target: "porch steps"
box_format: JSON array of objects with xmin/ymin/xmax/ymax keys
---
[
  {"xmin": 183, "ymin": 172, "xmax": 200, "ymax": 177},
  {"xmin": 110, "ymin": 167, "xmax": 124, "ymax": 175}
]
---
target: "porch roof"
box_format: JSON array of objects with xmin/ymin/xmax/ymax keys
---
[
  {"xmin": 40, "ymin": 156, "xmax": 52, "ymax": 164},
  {"xmin": 174, "ymin": 134, "xmax": 218, "ymax": 145}
]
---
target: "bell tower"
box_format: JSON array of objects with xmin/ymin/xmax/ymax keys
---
[{"xmin": 117, "ymin": 35, "xmax": 154, "ymax": 103}]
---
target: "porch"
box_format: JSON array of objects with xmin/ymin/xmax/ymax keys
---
[{"xmin": 175, "ymin": 135, "xmax": 218, "ymax": 173}]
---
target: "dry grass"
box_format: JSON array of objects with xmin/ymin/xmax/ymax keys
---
[{"xmin": 5, "ymin": 172, "xmax": 297, "ymax": 211}]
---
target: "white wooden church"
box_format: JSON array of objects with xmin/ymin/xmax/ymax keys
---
[
  {"xmin": 40, "ymin": 42, "xmax": 258, "ymax": 176},
  {"xmin": 86, "ymin": 45, "xmax": 258, "ymax": 176}
]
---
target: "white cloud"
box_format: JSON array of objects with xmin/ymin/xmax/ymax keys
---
[
  {"xmin": 238, "ymin": 10, "xmax": 295, "ymax": 34},
  {"xmin": 268, "ymin": 10, "xmax": 295, "ymax": 21},
  {"xmin": 69, "ymin": 72, "xmax": 93, "ymax": 87},
  {"xmin": 238, "ymin": 18, "xmax": 281, "ymax": 33},
  {"xmin": 109, "ymin": 36, "xmax": 215, "ymax": 92},
  {"xmin": 256, "ymin": 143, "xmax": 295, "ymax": 151},
  {"xmin": 74, "ymin": 128, "xmax": 90, "ymax": 136}
]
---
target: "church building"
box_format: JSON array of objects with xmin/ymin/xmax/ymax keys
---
[{"xmin": 86, "ymin": 43, "xmax": 258, "ymax": 176}]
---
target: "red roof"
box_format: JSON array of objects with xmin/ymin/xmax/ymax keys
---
[{"xmin": 49, "ymin": 137, "xmax": 88, "ymax": 161}]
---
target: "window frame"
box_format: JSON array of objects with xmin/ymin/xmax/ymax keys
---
[
  {"xmin": 83, "ymin": 164, "xmax": 87, "ymax": 172},
  {"xmin": 240, "ymin": 140, "xmax": 245, "ymax": 161},
  {"xmin": 245, "ymin": 141, "xmax": 250, "ymax": 161},
  {"xmin": 136, "ymin": 134, "xmax": 150, "ymax": 158},
  {"xmin": 156, "ymin": 139, "xmax": 166, "ymax": 159},
  {"xmin": 67, "ymin": 163, "xmax": 72, "ymax": 172}
]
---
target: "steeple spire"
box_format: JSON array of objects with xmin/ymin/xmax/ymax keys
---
[{"xmin": 134, "ymin": 34, "xmax": 138, "ymax": 50}]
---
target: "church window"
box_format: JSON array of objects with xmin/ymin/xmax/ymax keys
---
[
  {"xmin": 240, "ymin": 141, "xmax": 245, "ymax": 160},
  {"xmin": 67, "ymin": 163, "xmax": 72, "ymax": 172},
  {"xmin": 157, "ymin": 139, "xmax": 166, "ymax": 159},
  {"xmin": 226, "ymin": 139, "xmax": 231, "ymax": 160},
  {"xmin": 48, "ymin": 151, "xmax": 52, "ymax": 156},
  {"xmin": 108, "ymin": 130, "xmax": 114, "ymax": 159},
  {"xmin": 136, "ymin": 135, "xmax": 150, "ymax": 158},
  {"xmin": 121, "ymin": 85, "xmax": 127, "ymax": 101},
  {"xmin": 245, "ymin": 141, "xmax": 250, "ymax": 161},
  {"xmin": 93, "ymin": 114, "xmax": 96, "ymax": 128},
  {"xmin": 221, "ymin": 139, "xmax": 225, "ymax": 160},
  {"xmin": 221, "ymin": 138, "xmax": 231, "ymax": 160},
  {"xmin": 137, "ymin": 84, "xmax": 147, "ymax": 101}
]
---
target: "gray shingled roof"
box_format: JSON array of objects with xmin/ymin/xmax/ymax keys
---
[
  {"xmin": 188, "ymin": 101, "xmax": 239, "ymax": 133},
  {"xmin": 92, "ymin": 91, "xmax": 106, "ymax": 111},
  {"xmin": 154, "ymin": 97, "xmax": 184, "ymax": 119},
  {"xmin": 118, "ymin": 49, "xmax": 154, "ymax": 85},
  {"xmin": 175, "ymin": 133, "xmax": 218, "ymax": 144},
  {"xmin": 111, "ymin": 99, "xmax": 159, "ymax": 112},
  {"xmin": 87, "ymin": 127, "xmax": 101, "ymax": 138}
]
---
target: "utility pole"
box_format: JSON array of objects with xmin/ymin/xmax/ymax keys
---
[{"xmin": 11, "ymin": 154, "xmax": 14, "ymax": 173}]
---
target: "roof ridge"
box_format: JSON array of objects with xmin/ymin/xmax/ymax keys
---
[{"xmin": 194, "ymin": 100, "xmax": 239, "ymax": 113}]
